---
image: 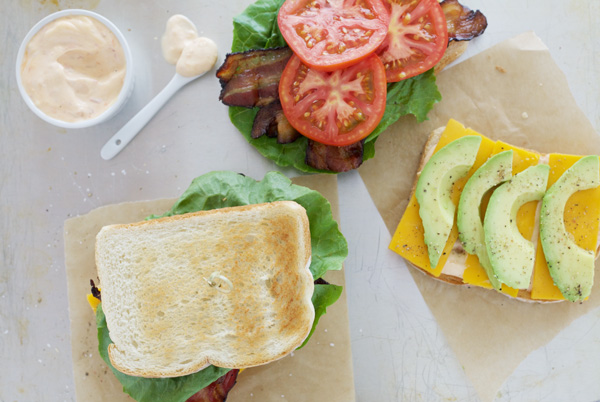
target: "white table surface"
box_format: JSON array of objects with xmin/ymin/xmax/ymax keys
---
[{"xmin": 2, "ymin": 1, "xmax": 599, "ymax": 401}]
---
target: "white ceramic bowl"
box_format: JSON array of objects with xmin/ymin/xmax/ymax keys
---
[{"xmin": 15, "ymin": 9, "xmax": 134, "ymax": 129}]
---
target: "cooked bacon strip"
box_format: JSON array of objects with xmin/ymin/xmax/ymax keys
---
[
  {"xmin": 254, "ymin": 103, "xmax": 364, "ymax": 171},
  {"xmin": 306, "ymin": 140, "xmax": 364, "ymax": 172},
  {"xmin": 217, "ymin": 47, "xmax": 293, "ymax": 108},
  {"xmin": 274, "ymin": 112, "xmax": 301, "ymax": 144},
  {"xmin": 252, "ymin": 101, "xmax": 300, "ymax": 144},
  {"xmin": 441, "ymin": 0, "xmax": 487, "ymax": 41},
  {"xmin": 252, "ymin": 101, "xmax": 281, "ymax": 139},
  {"xmin": 185, "ymin": 369, "xmax": 239, "ymax": 402},
  {"xmin": 90, "ymin": 279, "xmax": 101, "ymax": 301}
]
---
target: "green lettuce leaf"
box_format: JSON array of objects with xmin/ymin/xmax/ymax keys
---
[
  {"xmin": 98, "ymin": 171, "xmax": 347, "ymax": 400},
  {"xmin": 300, "ymin": 283, "xmax": 344, "ymax": 348},
  {"xmin": 226, "ymin": 0, "xmax": 441, "ymax": 173},
  {"xmin": 229, "ymin": 107, "xmax": 329, "ymax": 173},
  {"xmin": 366, "ymin": 70, "xmax": 441, "ymax": 142},
  {"xmin": 96, "ymin": 304, "xmax": 231, "ymax": 402},
  {"xmin": 232, "ymin": 0, "xmax": 285, "ymax": 52}
]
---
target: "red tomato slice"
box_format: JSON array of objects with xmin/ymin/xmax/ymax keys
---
[
  {"xmin": 279, "ymin": 54, "xmax": 387, "ymax": 146},
  {"xmin": 278, "ymin": 0, "xmax": 390, "ymax": 71},
  {"xmin": 376, "ymin": 0, "xmax": 448, "ymax": 82}
]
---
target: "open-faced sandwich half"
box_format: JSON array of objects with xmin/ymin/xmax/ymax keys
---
[{"xmin": 390, "ymin": 119, "xmax": 600, "ymax": 303}]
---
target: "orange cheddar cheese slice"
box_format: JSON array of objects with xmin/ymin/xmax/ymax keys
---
[
  {"xmin": 87, "ymin": 292, "xmax": 101, "ymax": 313},
  {"xmin": 531, "ymin": 154, "xmax": 600, "ymax": 300},
  {"xmin": 389, "ymin": 119, "xmax": 494, "ymax": 276},
  {"xmin": 462, "ymin": 254, "xmax": 492, "ymax": 288}
]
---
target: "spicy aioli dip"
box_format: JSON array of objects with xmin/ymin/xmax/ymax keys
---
[
  {"xmin": 20, "ymin": 15, "xmax": 127, "ymax": 123},
  {"xmin": 161, "ymin": 15, "xmax": 218, "ymax": 77}
]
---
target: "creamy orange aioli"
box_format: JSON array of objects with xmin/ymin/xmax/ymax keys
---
[
  {"xmin": 161, "ymin": 15, "xmax": 218, "ymax": 77},
  {"xmin": 20, "ymin": 15, "xmax": 126, "ymax": 123}
]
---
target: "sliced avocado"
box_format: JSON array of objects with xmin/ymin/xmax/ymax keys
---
[
  {"xmin": 416, "ymin": 136, "xmax": 482, "ymax": 268},
  {"xmin": 484, "ymin": 164, "xmax": 550, "ymax": 289},
  {"xmin": 457, "ymin": 151, "xmax": 513, "ymax": 290},
  {"xmin": 540, "ymin": 155, "xmax": 600, "ymax": 302}
]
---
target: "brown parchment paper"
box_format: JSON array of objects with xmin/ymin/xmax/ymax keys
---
[
  {"xmin": 64, "ymin": 174, "xmax": 355, "ymax": 402},
  {"xmin": 359, "ymin": 32, "xmax": 600, "ymax": 402}
]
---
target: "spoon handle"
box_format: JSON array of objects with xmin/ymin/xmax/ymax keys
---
[{"xmin": 101, "ymin": 74, "xmax": 191, "ymax": 160}]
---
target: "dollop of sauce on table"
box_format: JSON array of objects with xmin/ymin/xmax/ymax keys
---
[
  {"xmin": 161, "ymin": 15, "xmax": 218, "ymax": 77},
  {"xmin": 20, "ymin": 15, "xmax": 127, "ymax": 123}
]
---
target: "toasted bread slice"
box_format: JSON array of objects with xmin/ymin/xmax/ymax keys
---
[
  {"xmin": 398, "ymin": 125, "xmax": 600, "ymax": 303},
  {"xmin": 95, "ymin": 201, "xmax": 314, "ymax": 378}
]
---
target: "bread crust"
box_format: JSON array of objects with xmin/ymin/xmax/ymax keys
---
[
  {"xmin": 435, "ymin": 40, "xmax": 469, "ymax": 74},
  {"xmin": 96, "ymin": 201, "xmax": 314, "ymax": 378},
  {"xmin": 404, "ymin": 127, "xmax": 600, "ymax": 303}
]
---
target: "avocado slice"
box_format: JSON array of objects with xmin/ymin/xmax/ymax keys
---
[
  {"xmin": 457, "ymin": 151, "xmax": 513, "ymax": 290},
  {"xmin": 484, "ymin": 164, "xmax": 550, "ymax": 289},
  {"xmin": 540, "ymin": 155, "xmax": 600, "ymax": 302},
  {"xmin": 416, "ymin": 136, "xmax": 482, "ymax": 269}
]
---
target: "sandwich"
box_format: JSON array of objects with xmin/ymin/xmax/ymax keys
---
[
  {"xmin": 216, "ymin": 0, "xmax": 487, "ymax": 172},
  {"xmin": 389, "ymin": 119, "xmax": 600, "ymax": 303},
  {"xmin": 88, "ymin": 171, "xmax": 348, "ymax": 401}
]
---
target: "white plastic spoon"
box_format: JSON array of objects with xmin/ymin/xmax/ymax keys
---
[{"xmin": 101, "ymin": 72, "xmax": 207, "ymax": 160}]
